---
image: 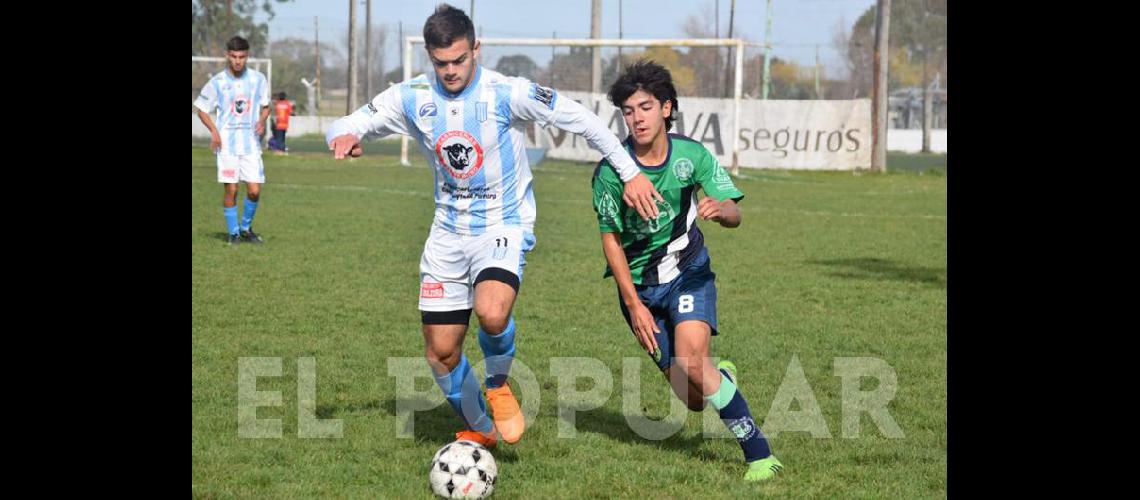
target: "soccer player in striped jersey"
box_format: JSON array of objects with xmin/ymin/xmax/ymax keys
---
[
  {"xmin": 325, "ymin": 4, "xmax": 663, "ymax": 448},
  {"xmin": 194, "ymin": 36, "xmax": 271, "ymax": 246},
  {"xmin": 592, "ymin": 60, "xmax": 784, "ymax": 482}
]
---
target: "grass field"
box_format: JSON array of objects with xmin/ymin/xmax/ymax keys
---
[{"xmin": 192, "ymin": 140, "xmax": 947, "ymax": 498}]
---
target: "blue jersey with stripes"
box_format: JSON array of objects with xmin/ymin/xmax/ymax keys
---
[
  {"xmin": 327, "ymin": 65, "xmax": 641, "ymax": 236},
  {"xmin": 194, "ymin": 68, "xmax": 270, "ymax": 156}
]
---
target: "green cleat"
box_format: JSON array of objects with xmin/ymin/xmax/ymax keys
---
[
  {"xmin": 717, "ymin": 359, "xmax": 738, "ymax": 386},
  {"xmin": 744, "ymin": 455, "xmax": 784, "ymax": 482}
]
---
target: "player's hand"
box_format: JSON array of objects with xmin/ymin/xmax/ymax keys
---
[
  {"xmin": 209, "ymin": 132, "xmax": 221, "ymax": 153},
  {"xmin": 698, "ymin": 196, "xmax": 723, "ymax": 222},
  {"xmin": 622, "ymin": 173, "xmax": 664, "ymax": 221},
  {"xmin": 628, "ymin": 302, "xmax": 660, "ymax": 355},
  {"xmin": 255, "ymin": 121, "xmax": 266, "ymax": 137},
  {"xmin": 329, "ymin": 134, "xmax": 364, "ymax": 159}
]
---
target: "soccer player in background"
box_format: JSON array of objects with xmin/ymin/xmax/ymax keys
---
[
  {"xmin": 592, "ymin": 60, "xmax": 785, "ymax": 482},
  {"xmin": 194, "ymin": 36, "xmax": 270, "ymax": 245},
  {"xmin": 325, "ymin": 4, "xmax": 663, "ymax": 448},
  {"xmin": 269, "ymin": 92, "xmax": 294, "ymax": 154}
]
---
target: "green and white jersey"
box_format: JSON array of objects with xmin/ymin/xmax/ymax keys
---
[{"xmin": 592, "ymin": 133, "xmax": 744, "ymax": 285}]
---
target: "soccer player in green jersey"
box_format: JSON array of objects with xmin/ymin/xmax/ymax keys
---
[{"xmin": 592, "ymin": 60, "xmax": 784, "ymax": 482}]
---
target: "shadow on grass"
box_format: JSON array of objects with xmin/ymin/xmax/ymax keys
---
[
  {"xmin": 809, "ymin": 257, "xmax": 945, "ymax": 288},
  {"xmin": 568, "ymin": 404, "xmax": 747, "ymax": 464},
  {"xmin": 316, "ymin": 397, "xmax": 520, "ymax": 463}
]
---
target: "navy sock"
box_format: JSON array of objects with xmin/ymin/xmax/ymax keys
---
[{"xmin": 706, "ymin": 373, "xmax": 772, "ymax": 462}]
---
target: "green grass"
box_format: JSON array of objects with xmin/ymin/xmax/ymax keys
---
[{"xmin": 192, "ymin": 145, "xmax": 946, "ymax": 498}]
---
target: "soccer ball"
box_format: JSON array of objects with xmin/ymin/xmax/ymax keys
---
[{"xmin": 428, "ymin": 439, "xmax": 498, "ymax": 498}]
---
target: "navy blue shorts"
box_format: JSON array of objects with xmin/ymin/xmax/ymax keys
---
[{"xmin": 618, "ymin": 247, "xmax": 718, "ymax": 371}]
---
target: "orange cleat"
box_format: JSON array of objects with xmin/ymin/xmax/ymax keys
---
[
  {"xmin": 454, "ymin": 429, "xmax": 498, "ymax": 448},
  {"xmin": 486, "ymin": 384, "xmax": 525, "ymax": 444}
]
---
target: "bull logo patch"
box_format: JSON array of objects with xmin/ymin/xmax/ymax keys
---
[{"xmin": 434, "ymin": 130, "xmax": 484, "ymax": 180}]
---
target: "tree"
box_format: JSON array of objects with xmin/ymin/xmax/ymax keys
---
[
  {"xmin": 191, "ymin": 0, "xmax": 292, "ymax": 56},
  {"xmin": 495, "ymin": 55, "xmax": 539, "ymax": 82},
  {"xmin": 680, "ymin": 6, "xmax": 730, "ymax": 98},
  {"xmin": 602, "ymin": 46, "xmax": 696, "ymax": 97},
  {"xmin": 266, "ymin": 37, "xmax": 344, "ymax": 114},
  {"xmin": 548, "ymin": 46, "xmax": 594, "ymax": 92},
  {"xmin": 835, "ymin": 0, "xmax": 946, "ymax": 97}
]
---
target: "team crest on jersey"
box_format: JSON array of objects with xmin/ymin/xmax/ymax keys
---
[
  {"xmin": 476, "ymin": 102, "xmax": 488, "ymax": 122},
  {"xmin": 232, "ymin": 97, "xmax": 249, "ymax": 115},
  {"xmin": 435, "ymin": 130, "xmax": 485, "ymax": 180},
  {"xmin": 673, "ymin": 158, "xmax": 694, "ymax": 182},
  {"xmin": 624, "ymin": 199, "xmax": 676, "ymax": 237}
]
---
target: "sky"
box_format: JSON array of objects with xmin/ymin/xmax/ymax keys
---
[{"xmin": 260, "ymin": 0, "xmax": 877, "ymax": 79}]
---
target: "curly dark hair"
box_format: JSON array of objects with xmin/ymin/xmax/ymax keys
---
[{"xmin": 607, "ymin": 60, "xmax": 679, "ymax": 132}]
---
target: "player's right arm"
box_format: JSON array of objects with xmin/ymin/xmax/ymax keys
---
[
  {"xmin": 193, "ymin": 80, "xmax": 221, "ymax": 152},
  {"xmin": 195, "ymin": 110, "xmax": 221, "ymax": 153},
  {"xmin": 593, "ymin": 165, "xmax": 659, "ymax": 355},
  {"xmin": 600, "ymin": 232, "xmax": 659, "ymax": 355},
  {"xmin": 326, "ymin": 85, "xmax": 410, "ymax": 160}
]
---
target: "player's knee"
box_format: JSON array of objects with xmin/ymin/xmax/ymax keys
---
[
  {"xmin": 246, "ymin": 189, "xmax": 260, "ymax": 201},
  {"xmin": 474, "ymin": 305, "xmax": 511, "ymax": 334},
  {"xmin": 425, "ymin": 346, "xmax": 461, "ymax": 371},
  {"xmin": 474, "ymin": 314, "xmax": 510, "ymax": 337},
  {"xmin": 671, "ymin": 384, "xmax": 707, "ymax": 412}
]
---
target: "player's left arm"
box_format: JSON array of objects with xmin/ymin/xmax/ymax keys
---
[
  {"xmin": 256, "ymin": 74, "xmax": 271, "ymax": 136},
  {"xmin": 695, "ymin": 149, "xmax": 744, "ymax": 228},
  {"xmin": 697, "ymin": 196, "xmax": 741, "ymax": 228},
  {"xmin": 256, "ymin": 104, "xmax": 270, "ymax": 136},
  {"xmin": 509, "ymin": 79, "xmax": 663, "ymax": 221}
]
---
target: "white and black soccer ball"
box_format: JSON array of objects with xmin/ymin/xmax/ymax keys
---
[{"xmin": 428, "ymin": 439, "xmax": 498, "ymax": 498}]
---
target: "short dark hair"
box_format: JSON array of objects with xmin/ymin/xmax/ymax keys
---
[
  {"xmin": 225, "ymin": 36, "xmax": 250, "ymax": 52},
  {"xmin": 423, "ymin": 4, "xmax": 475, "ymax": 50},
  {"xmin": 277, "ymin": 92, "xmax": 287, "ymax": 100},
  {"xmin": 608, "ymin": 60, "xmax": 679, "ymax": 132}
]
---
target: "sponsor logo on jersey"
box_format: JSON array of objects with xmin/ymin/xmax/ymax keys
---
[
  {"xmin": 598, "ymin": 192, "xmax": 620, "ymax": 226},
  {"xmin": 529, "ymin": 83, "xmax": 555, "ymax": 110},
  {"xmin": 421, "ymin": 281, "xmax": 445, "ymax": 299},
  {"xmin": 712, "ymin": 161, "xmax": 733, "ymax": 188},
  {"xmin": 435, "ymin": 130, "xmax": 485, "ymax": 180}
]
